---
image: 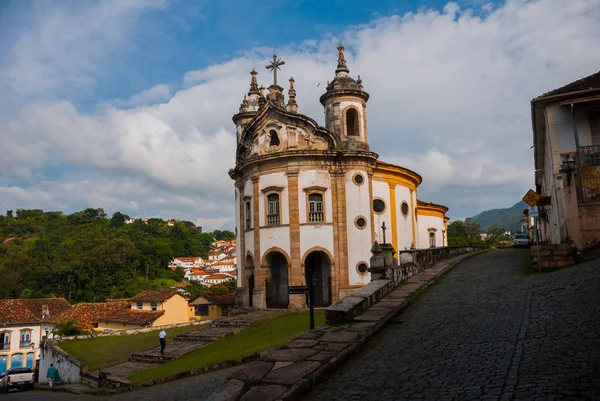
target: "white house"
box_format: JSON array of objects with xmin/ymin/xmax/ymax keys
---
[{"xmin": 0, "ymin": 300, "xmax": 42, "ymax": 374}]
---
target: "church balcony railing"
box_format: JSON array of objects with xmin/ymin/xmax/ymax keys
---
[
  {"xmin": 308, "ymin": 212, "xmax": 325, "ymax": 223},
  {"xmin": 267, "ymin": 214, "xmax": 280, "ymax": 225}
]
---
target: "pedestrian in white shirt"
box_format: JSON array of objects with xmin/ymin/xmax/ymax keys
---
[{"xmin": 159, "ymin": 330, "xmax": 166, "ymax": 355}]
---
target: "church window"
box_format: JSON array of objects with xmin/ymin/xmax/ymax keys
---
[
  {"xmin": 269, "ymin": 130, "xmax": 280, "ymax": 147},
  {"xmin": 352, "ymin": 173, "xmax": 364, "ymax": 186},
  {"xmin": 373, "ymin": 198, "xmax": 386, "ymax": 214},
  {"xmin": 356, "ymin": 262, "xmax": 369, "ymax": 275},
  {"xmin": 401, "ymin": 202, "xmax": 409, "ymax": 217},
  {"xmin": 354, "ymin": 216, "xmax": 367, "ymax": 229},
  {"xmin": 245, "ymin": 201, "xmax": 251, "ymax": 230},
  {"xmin": 267, "ymin": 194, "xmax": 280, "ymax": 225},
  {"xmin": 429, "ymin": 232, "xmax": 436, "ymax": 248},
  {"xmin": 346, "ymin": 108, "xmax": 359, "ymax": 137},
  {"xmin": 308, "ymin": 193, "xmax": 324, "ymax": 223}
]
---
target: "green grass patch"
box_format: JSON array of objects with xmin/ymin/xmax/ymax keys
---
[
  {"xmin": 129, "ymin": 311, "xmax": 325, "ymax": 383},
  {"xmin": 59, "ymin": 324, "xmax": 203, "ymax": 371}
]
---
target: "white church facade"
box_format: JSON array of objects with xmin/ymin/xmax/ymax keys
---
[{"xmin": 230, "ymin": 45, "xmax": 449, "ymax": 309}]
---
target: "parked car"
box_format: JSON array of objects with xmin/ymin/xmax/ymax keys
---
[
  {"xmin": 513, "ymin": 234, "xmax": 531, "ymax": 248},
  {"xmin": 0, "ymin": 367, "xmax": 35, "ymax": 393}
]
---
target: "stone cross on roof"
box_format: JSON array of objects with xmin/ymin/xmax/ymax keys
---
[{"xmin": 266, "ymin": 54, "xmax": 285, "ymax": 86}]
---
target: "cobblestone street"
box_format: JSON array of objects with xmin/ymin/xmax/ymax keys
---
[{"xmin": 305, "ymin": 249, "xmax": 600, "ymax": 400}]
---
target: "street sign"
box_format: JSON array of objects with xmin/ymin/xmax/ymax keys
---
[
  {"xmin": 522, "ymin": 189, "xmax": 540, "ymax": 207},
  {"xmin": 529, "ymin": 206, "xmax": 539, "ymax": 218},
  {"xmin": 288, "ymin": 286, "xmax": 309, "ymax": 294}
]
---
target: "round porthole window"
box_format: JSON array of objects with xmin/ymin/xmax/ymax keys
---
[
  {"xmin": 353, "ymin": 173, "xmax": 364, "ymax": 186},
  {"xmin": 356, "ymin": 262, "xmax": 369, "ymax": 275},
  {"xmin": 354, "ymin": 216, "xmax": 367, "ymax": 229},
  {"xmin": 401, "ymin": 202, "xmax": 409, "ymax": 217},
  {"xmin": 373, "ymin": 199, "xmax": 386, "ymax": 214}
]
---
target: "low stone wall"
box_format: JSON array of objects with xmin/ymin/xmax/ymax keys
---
[
  {"xmin": 326, "ymin": 245, "xmax": 485, "ymax": 325},
  {"xmin": 38, "ymin": 340, "xmax": 88, "ymax": 384},
  {"xmin": 53, "ymin": 320, "xmax": 208, "ymax": 343},
  {"xmin": 531, "ymin": 244, "xmax": 575, "ymax": 269}
]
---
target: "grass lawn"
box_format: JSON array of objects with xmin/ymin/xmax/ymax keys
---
[
  {"xmin": 129, "ymin": 311, "xmax": 325, "ymax": 383},
  {"xmin": 59, "ymin": 324, "xmax": 205, "ymax": 371}
]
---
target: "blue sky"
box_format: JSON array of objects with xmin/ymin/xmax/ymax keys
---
[{"xmin": 0, "ymin": 0, "xmax": 599, "ymax": 230}]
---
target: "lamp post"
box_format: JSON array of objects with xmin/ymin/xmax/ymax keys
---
[{"xmin": 560, "ymin": 154, "xmax": 576, "ymax": 187}]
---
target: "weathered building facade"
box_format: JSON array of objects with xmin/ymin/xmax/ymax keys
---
[
  {"xmin": 532, "ymin": 70, "xmax": 600, "ymax": 250},
  {"xmin": 230, "ymin": 45, "xmax": 449, "ymax": 309}
]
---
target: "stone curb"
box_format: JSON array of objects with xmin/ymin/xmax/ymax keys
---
[{"xmin": 208, "ymin": 251, "xmax": 484, "ymax": 401}]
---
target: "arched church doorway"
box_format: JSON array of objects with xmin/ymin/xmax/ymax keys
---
[
  {"xmin": 304, "ymin": 251, "xmax": 332, "ymax": 307},
  {"xmin": 265, "ymin": 252, "xmax": 289, "ymax": 308},
  {"xmin": 245, "ymin": 254, "xmax": 255, "ymax": 307}
]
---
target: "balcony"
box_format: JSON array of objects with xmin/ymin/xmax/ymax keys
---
[
  {"xmin": 580, "ymin": 145, "xmax": 600, "ymax": 166},
  {"xmin": 0, "ymin": 343, "xmax": 10, "ymax": 351},
  {"xmin": 20, "ymin": 341, "xmax": 31, "ymax": 348},
  {"xmin": 308, "ymin": 211, "xmax": 325, "ymax": 223}
]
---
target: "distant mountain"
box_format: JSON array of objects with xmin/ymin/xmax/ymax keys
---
[{"xmin": 470, "ymin": 201, "xmax": 527, "ymax": 232}]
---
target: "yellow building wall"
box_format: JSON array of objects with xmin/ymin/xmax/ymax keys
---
[
  {"xmin": 152, "ymin": 294, "xmax": 191, "ymax": 327},
  {"xmin": 191, "ymin": 304, "xmax": 234, "ymax": 320}
]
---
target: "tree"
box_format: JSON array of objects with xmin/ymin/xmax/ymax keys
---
[
  {"xmin": 53, "ymin": 320, "xmax": 85, "ymax": 336},
  {"xmin": 447, "ymin": 219, "xmax": 483, "ymax": 246},
  {"xmin": 213, "ymin": 230, "xmax": 235, "ymax": 241},
  {"xmin": 110, "ymin": 211, "xmax": 129, "ymax": 228}
]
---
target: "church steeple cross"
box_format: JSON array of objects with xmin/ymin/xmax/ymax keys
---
[{"xmin": 266, "ymin": 54, "xmax": 285, "ymax": 86}]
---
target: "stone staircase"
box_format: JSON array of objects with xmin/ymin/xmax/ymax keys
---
[
  {"xmin": 174, "ymin": 327, "xmax": 235, "ymax": 342},
  {"xmin": 80, "ymin": 373, "xmax": 100, "ymax": 388},
  {"xmin": 210, "ymin": 318, "xmax": 253, "ymax": 329}
]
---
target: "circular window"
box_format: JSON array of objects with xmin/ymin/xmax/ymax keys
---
[
  {"xmin": 401, "ymin": 202, "xmax": 409, "ymax": 217},
  {"xmin": 353, "ymin": 173, "xmax": 364, "ymax": 186},
  {"xmin": 354, "ymin": 216, "xmax": 367, "ymax": 229},
  {"xmin": 356, "ymin": 262, "xmax": 369, "ymax": 275},
  {"xmin": 373, "ymin": 199, "xmax": 386, "ymax": 214}
]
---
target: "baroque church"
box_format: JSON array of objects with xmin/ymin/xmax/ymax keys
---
[{"xmin": 230, "ymin": 45, "xmax": 449, "ymax": 309}]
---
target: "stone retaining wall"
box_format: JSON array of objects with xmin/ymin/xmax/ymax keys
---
[
  {"xmin": 326, "ymin": 245, "xmax": 486, "ymax": 325},
  {"xmin": 531, "ymin": 244, "xmax": 575, "ymax": 269},
  {"xmin": 39, "ymin": 340, "xmax": 88, "ymax": 384}
]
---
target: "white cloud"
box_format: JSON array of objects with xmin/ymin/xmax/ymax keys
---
[
  {"xmin": 2, "ymin": 0, "xmax": 167, "ymax": 96},
  {"xmin": 1, "ymin": 0, "xmax": 600, "ymax": 228}
]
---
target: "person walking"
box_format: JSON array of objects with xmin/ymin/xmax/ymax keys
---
[
  {"xmin": 47, "ymin": 363, "xmax": 58, "ymax": 388},
  {"xmin": 159, "ymin": 329, "xmax": 166, "ymax": 355}
]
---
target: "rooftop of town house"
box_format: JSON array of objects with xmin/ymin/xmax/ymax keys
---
[
  {"xmin": 0, "ymin": 299, "xmax": 40, "ymax": 324},
  {"xmin": 190, "ymin": 293, "xmax": 236, "ymax": 306},
  {"xmin": 21, "ymin": 297, "xmax": 72, "ymax": 320},
  {"xmin": 535, "ymin": 70, "xmax": 600, "ymax": 100},
  {"xmin": 48, "ymin": 301, "xmax": 130, "ymax": 329},
  {"xmin": 129, "ymin": 289, "xmax": 181, "ymax": 303},
  {"xmin": 100, "ymin": 308, "xmax": 165, "ymax": 325}
]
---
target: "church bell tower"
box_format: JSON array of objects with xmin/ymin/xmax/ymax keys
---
[{"xmin": 319, "ymin": 44, "xmax": 370, "ymax": 150}]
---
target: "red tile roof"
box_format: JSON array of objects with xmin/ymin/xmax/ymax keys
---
[
  {"xmin": 21, "ymin": 298, "xmax": 71, "ymax": 320},
  {"xmin": 50, "ymin": 301, "xmax": 130, "ymax": 329},
  {"xmin": 200, "ymin": 293, "xmax": 236, "ymax": 305},
  {"xmin": 0, "ymin": 299, "xmax": 40, "ymax": 324},
  {"xmin": 175, "ymin": 257, "xmax": 201, "ymax": 262},
  {"xmin": 129, "ymin": 290, "xmax": 180, "ymax": 302},
  {"xmin": 189, "ymin": 268, "xmax": 208, "ymax": 275},
  {"xmin": 205, "ymin": 274, "xmax": 232, "ymax": 280},
  {"xmin": 101, "ymin": 308, "xmax": 164, "ymax": 325}
]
